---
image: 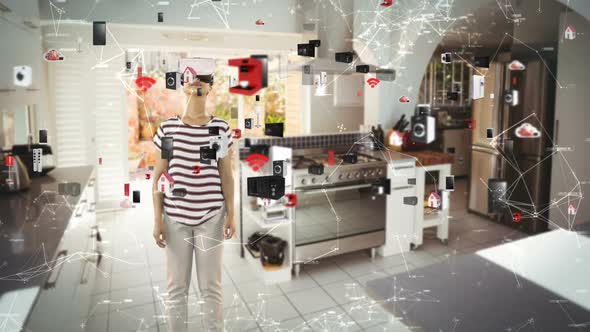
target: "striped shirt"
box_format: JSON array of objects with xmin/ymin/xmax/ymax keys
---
[{"xmin": 153, "ymin": 116, "xmax": 233, "ymax": 225}]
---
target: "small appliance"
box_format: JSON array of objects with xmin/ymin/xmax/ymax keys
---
[
  {"xmin": 0, "ymin": 153, "xmax": 31, "ymax": 192},
  {"xmin": 11, "ymin": 144, "xmax": 55, "ymax": 176}
]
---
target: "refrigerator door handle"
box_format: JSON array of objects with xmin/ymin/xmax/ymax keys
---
[
  {"xmin": 472, "ymin": 145, "xmax": 500, "ymax": 155},
  {"xmin": 554, "ymin": 119, "xmax": 559, "ymax": 145}
]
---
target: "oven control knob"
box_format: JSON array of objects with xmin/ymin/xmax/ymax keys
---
[
  {"xmin": 369, "ymin": 170, "xmax": 375, "ymax": 176},
  {"xmin": 338, "ymin": 174, "xmax": 344, "ymax": 180},
  {"xmin": 361, "ymin": 170, "xmax": 367, "ymax": 177},
  {"xmin": 377, "ymin": 169, "xmax": 383, "ymax": 176},
  {"xmin": 347, "ymin": 173, "xmax": 352, "ymax": 179},
  {"xmin": 301, "ymin": 178, "xmax": 307, "ymax": 185},
  {"xmin": 325, "ymin": 176, "xmax": 330, "ymax": 182},
  {"xmin": 355, "ymin": 172, "xmax": 360, "ymax": 178},
  {"xmin": 311, "ymin": 177, "xmax": 316, "ymax": 184}
]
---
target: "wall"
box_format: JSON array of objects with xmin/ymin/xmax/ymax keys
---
[
  {"xmin": 354, "ymin": 0, "xmax": 511, "ymax": 129},
  {"xmin": 37, "ymin": 0, "xmax": 299, "ymax": 33},
  {"xmin": 549, "ymin": 10, "xmax": 590, "ymax": 227},
  {"xmin": 309, "ymin": 73, "xmax": 364, "ymax": 134},
  {"xmin": 0, "ymin": 0, "xmax": 48, "ymax": 145}
]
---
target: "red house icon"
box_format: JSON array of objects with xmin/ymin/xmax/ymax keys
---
[
  {"xmin": 564, "ymin": 25, "xmax": 576, "ymax": 40},
  {"xmin": 182, "ymin": 66, "xmax": 198, "ymax": 85},
  {"xmin": 158, "ymin": 171, "xmax": 175, "ymax": 193}
]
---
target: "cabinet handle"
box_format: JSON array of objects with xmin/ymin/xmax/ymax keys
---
[
  {"xmin": 43, "ymin": 250, "xmax": 68, "ymax": 289},
  {"xmin": 74, "ymin": 204, "xmax": 85, "ymax": 217},
  {"xmin": 392, "ymin": 185, "xmax": 414, "ymax": 191},
  {"xmin": 394, "ymin": 166, "xmax": 414, "ymax": 170}
]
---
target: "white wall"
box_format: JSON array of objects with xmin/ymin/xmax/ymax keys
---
[
  {"xmin": 37, "ymin": 0, "xmax": 299, "ymax": 33},
  {"xmin": 309, "ymin": 73, "xmax": 364, "ymax": 134},
  {"xmin": 0, "ymin": 0, "xmax": 49, "ymax": 145}
]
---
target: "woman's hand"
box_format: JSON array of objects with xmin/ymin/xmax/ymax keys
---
[
  {"xmin": 223, "ymin": 214, "xmax": 236, "ymax": 240},
  {"xmin": 153, "ymin": 220, "xmax": 167, "ymax": 248}
]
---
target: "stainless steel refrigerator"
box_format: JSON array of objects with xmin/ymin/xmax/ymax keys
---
[{"xmin": 468, "ymin": 58, "xmax": 555, "ymax": 234}]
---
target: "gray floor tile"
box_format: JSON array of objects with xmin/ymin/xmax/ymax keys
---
[
  {"xmin": 372, "ymin": 253, "xmax": 409, "ymax": 269},
  {"xmin": 277, "ymin": 271, "xmax": 318, "ymax": 294},
  {"xmin": 87, "ymin": 292, "xmax": 111, "ymax": 317},
  {"xmin": 354, "ymin": 270, "xmax": 392, "ymax": 287},
  {"xmin": 303, "ymin": 306, "xmax": 362, "ymax": 332},
  {"xmin": 236, "ymin": 279, "xmax": 284, "ymax": 303},
  {"xmin": 110, "ymin": 269, "xmax": 151, "ymax": 291},
  {"xmin": 224, "ymin": 301, "xmax": 260, "ymax": 331},
  {"xmin": 363, "ymin": 317, "xmax": 413, "ymax": 331},
  {"xmin": 304, "ymin": 261, "xmax": 354, "ymax": 285},
  {"xmin": 336, "ymin": 259, "xmax": 383, "ymax": 278},
  {"xmin": 82, "ymin": 312, "xmax": 108, "ymax": 332},
  {"xmin": 226, "ymin": 265, "xmax": 261, "ymax": 285},
  {"xmin": 109, "ymin": 285, "xmax": 155, "ymax": 311},
  {"xmin": 109, "ymin": 303, "xmax": 158, "ymax": 332},
  {"xmin": 383, "ymin": 263, "xmax": 415, "ymax": 277},
  {"xmin": 286, "ymin": 287, "xmax": 337, "ymax": 315},
  {"xmin": 322, "ymin": 280, "xmax": 368, "ymax": 305},
  {"xmin": 260, "ymin": 316, "xmax": 310, "ymax": 332},
  {"xmin": 342, "ymin": 299, "xmax": 396, "ymax": 329},
  {"xmin": 247, "ymin": 294, "xmax": 300, "ymax": 323}
]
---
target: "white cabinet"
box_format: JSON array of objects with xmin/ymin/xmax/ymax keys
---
[
  {"xmin": 25, "ymin": 174, "xmax": 100, "ymax": 331},
  {"xmin": 378, "ymin": 159, "xmax": 416, "ymax": 256}
]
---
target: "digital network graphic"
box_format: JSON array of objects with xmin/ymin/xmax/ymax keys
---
[{"xmin": 1, "ymin": 0, "xmax": 587, "ymax": 331}]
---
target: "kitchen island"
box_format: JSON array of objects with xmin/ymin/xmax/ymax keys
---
[
  {"xmin": 363, "ymin": 149, "xmax": 453, "ymax": 255},
  {"xmin": 0, "ymin": 166, "xmax": 97, "ymax": 331}
]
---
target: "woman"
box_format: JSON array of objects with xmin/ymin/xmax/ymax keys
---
[{"xmin": 152, "ymin": 60, "xmax": 235, "ymax": 332}]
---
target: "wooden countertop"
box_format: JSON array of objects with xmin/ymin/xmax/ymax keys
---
[{"xmin": 403, "ymin": 150, "xmax": 454, "ymax": 167}]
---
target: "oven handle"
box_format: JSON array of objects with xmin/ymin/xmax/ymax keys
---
[{"xmin": 296, "ymin": 183, "xmax": 373, "ymax": 195}]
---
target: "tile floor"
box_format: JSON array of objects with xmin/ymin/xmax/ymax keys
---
[{"xmin": 84, "ymin": 179, "xmax": 528, "ymax": 331}]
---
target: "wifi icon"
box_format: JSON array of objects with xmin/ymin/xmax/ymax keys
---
[
  {"xmin": 136, "ymin": 76, "xmax": 156, "ymax": 92},
  {"xmin": 367, "ymin": 77, "xmax": 380, "ymax": 88},
  {"xmin": 246, "ymin": 153, "xmax": 269, "ymax": 171}
]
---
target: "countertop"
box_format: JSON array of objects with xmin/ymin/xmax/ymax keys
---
[
  {"xmin": 0, "ymin": 166, "xmax": 94, "ymax": 295},
  {"xmin": 358, "ymin": 147, "xmax": 416, "ymax": 163},
  {"xmin": 362, "ymin": 148, "xmax": 453, "ymax": 166}
]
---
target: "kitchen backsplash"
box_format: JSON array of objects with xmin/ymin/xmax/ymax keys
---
[{"xmin": 243, "ymin": 132, "xmax": 364, "ymax": 150}]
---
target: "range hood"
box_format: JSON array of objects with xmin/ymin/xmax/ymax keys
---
[{"xmin": 302, "ymin": 0, "xmax": 367, "ymax": 74}]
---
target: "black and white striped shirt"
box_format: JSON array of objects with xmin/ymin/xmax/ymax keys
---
[{"xmin": 153, "ymin": 116, "xmax": 233, "ymax": 226}]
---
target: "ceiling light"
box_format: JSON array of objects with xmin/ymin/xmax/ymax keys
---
[{"xmin": 157, "ymin": 1, "xmax": 170, "ymax": 5}]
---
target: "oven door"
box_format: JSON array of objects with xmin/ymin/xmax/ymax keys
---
[{"xmin": 294, "ymin": 182, "xmax": 386, "ymax": 247}]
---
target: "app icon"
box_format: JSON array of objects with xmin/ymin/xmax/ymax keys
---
[
  {"xmin": 380, "ymin": 0, "xmax": 393, "ymax": 7},
  {"xmin": 512, "ymin": 212, "xmax": 522, "ymax": 222},
  {"xmin": 508, "ymin": 60, "xmax": 526, "ymax": 71},
  {"xmin": 515, "ymin": 123, "xmax": 541, "ymax": 138},
  {"xmin": 564, "ymin": 25, "xmax": 576, "ymax": 40},
  {"xmin": 44, "ymin": 49, "xmax": 65, "ymax": 62},
  {"xmin": 367, "ymin": 77, "xmax": 380, "ymax": 88},
  {"xmin": 568, "ymin": 203, "xmax": 577, "ymax": 215},
  {"xmin": 399, "ymin": 95, "xmax": 410, "ymax": 103}
]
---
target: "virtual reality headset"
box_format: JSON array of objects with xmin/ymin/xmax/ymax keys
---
[{"xmin": 178, "ymin": 58, "xmax": 216, "ymax": 85}]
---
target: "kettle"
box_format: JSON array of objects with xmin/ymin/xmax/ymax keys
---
[{"xmin": 0, "ymin": 153, "xmax": 31, "ymax": 192}]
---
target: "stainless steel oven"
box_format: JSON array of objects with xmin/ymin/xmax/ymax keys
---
[{"xmin": 291, "ymin": 150, "xmax": 387, "ymax": 274}]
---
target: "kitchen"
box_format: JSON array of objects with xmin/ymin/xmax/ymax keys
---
[{"xmin": 1, "ymin": 0, "xmax": 589, "ymax": 331}]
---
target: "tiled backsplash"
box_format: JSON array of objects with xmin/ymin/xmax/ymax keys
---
[{"xmin": 243, "ymin": 132, "xmax": 364, "ymax": 150}]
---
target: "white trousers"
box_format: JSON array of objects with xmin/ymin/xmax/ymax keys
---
[{"xmin": 164, "ymin": 209, "xmax": 225, "ymax": 332}]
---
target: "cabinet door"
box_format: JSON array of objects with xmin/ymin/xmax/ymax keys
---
[
  {"xmin": 25, "ymin": 196, "xmax": 94, "ymax": 331},
  {"xmin": 384, "ymin": 162, "xmax": 416, "ymax": 254}
]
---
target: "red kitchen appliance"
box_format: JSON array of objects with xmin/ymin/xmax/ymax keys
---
[{"xmin": 228, "ymin": 55, "xmax": 268, "ymax": 96}]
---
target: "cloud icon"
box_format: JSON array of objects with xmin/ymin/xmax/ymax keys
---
[
  {"xmin": 508, "ymin": 60, "xmax": 526, "ymax": 71},
  {"xmin": 515, "ymin": 122, "xmax": 541, "ymax": 138},
  {"xmin": 44, "ymin": 49, "xmax": 65, "ymax": 62}
]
